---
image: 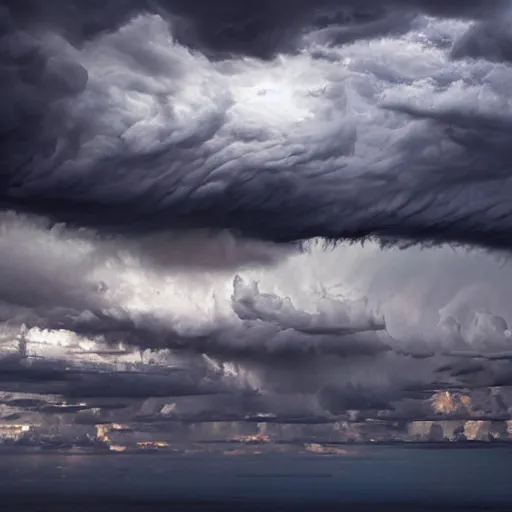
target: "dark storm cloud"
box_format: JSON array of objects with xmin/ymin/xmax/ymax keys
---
[
  {"xmin": 123, "ymin": 230, "xmax": 295, "ymax": 270},
  {"xmin": 3, "ymin": 0, "xmax": 512, "ymax": 439},
  {"xmin": 0, "ymin": 352, "xmax": 228, "ymax": 399},
  {"xmin": 1, "ymin": 1, "xmax": 512, "ymax": 250},
  {"xmin": 0, "ymin": 212, "xmax": 294, "ymax": 348},
  {"xmin": 451, "ymin": 10, "xmax": 512, "ymax": 63},
  {"xmin": 2, "ymin": 261, "xmax": 510, "ymax": 423},
  {"xmin": 1, "ymin": 352, "xmax": 510, "ymax": 430},
  {"xmin": 43, "ymin": 274, "xmax": 390, "ymax": 361},
  {"xmin": 5, "ymin": 1, "xmax": 501, "ymax": 57},
  {"xmin": 63, "ymin": 311, "xmax": 391, "ymax": 364},
  {"xmin": 161, "ymin": 0, "xmax": 497, "ymax": 59}
]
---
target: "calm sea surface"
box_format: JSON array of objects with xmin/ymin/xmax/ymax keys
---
[{"xmin": 1, "ymin": 444, "xmax": 512, "ymax": 511}]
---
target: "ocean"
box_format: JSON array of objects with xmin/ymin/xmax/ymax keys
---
[{"xmin": 1, "ymin": 444, "xmax": 512, "ymax": 511}]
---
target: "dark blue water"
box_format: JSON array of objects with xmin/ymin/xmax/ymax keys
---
[{"xmin": 1, "ymin": 445, "xmax": 512, "ymax": 511}]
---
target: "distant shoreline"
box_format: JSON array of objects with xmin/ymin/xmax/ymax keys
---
[{"xmin": 1, "ymin": 439, "xmax": 512, "ymax": 457}]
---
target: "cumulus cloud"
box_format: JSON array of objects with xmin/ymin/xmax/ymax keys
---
[
  {"xmin": 1, "ymin": 215, "xmax": 512, "ymax": 427},
  {"xmin": 232, "ymin": 275, "xmax": 385, "ymax": 335}
]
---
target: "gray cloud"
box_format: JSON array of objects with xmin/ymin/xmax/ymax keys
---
[
  {"xmin": 232, "ymin": 275, "xmax": 385, "ymax": 335},
  {"xmin": 1, "ymin": 220, "xmax": 512, "ymax": 425},
  {"xmin": 451, "ymin": 8, "xmax": 512, "ymax": 63},
  {"xmin": 0, "ymin": 351, "xmax": 230, "ymax": 400},
  {"xmin": 3, "ymin": 0, "xmax": 512, "ymax": 440},
  {"xmin": 6, "ymin": 1, "xmax": 501, "ymax": 59},
  {"xmin": 1, "ymin": 1, "xmax": 512, "ymax": 250}
]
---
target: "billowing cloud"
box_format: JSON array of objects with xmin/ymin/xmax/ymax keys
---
[
  {"xmin": 0, "ymin": 1, "xmax": 512, "ymax": 249},
  {"xmin": 1, "ymin": 214, "xmax": 512, "ymax": 427},
  {"xmin": 2, "ymin": 0, "xmax": 512, "ymax": 444},
  {"xmin": 232, "ymin": 275, "xmax": 385, "ymax": 335}
]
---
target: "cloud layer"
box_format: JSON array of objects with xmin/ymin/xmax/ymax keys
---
[
  {"xmin": 1, "ymin": 0, "xmax": 512, "ymax": 248},
  {"xmin": 1, "ymin": 212, "xmax": 512, "ymax": 434},
  {"xmin": 1, "ymin": 0, "xmax": 512, "ymax": 442}
]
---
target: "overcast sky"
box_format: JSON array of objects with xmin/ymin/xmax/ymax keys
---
[{"xmin": 1, "ymin": 0, "xmax": 512, "ymax": 446}]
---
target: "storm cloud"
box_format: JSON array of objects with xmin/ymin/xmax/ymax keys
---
[
  {"xmin": 0, "ymin": 0, "xmax": 512, "ymax": 249},
  {"xmin": 2, "ymin": 0, "xmax": 512, "ymax": 443}
]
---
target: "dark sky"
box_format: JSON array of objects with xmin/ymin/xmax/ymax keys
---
[
  {"xmin": 1, "ymin": 0, "xmax": 512, "ymax": 247},
  {"xmin": 1, "ymin": 1, "xmax": 512, "ymax": 446}
]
